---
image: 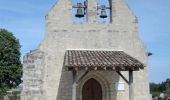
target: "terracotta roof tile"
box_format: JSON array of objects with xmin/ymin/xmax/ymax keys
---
[{"xmin": 64, "ymin": 50, "xmax": 144, "ymax": 71}]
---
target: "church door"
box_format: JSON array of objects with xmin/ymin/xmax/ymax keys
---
[{"xmin": 82, "ymin": 78, "xmax": 102, "ymax": 100}]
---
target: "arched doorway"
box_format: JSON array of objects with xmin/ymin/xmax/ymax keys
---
[{"xmin": 82, "ymin": 78, "xmax": 102, "ymax": 100}]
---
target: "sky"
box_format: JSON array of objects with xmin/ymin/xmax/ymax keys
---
[{"xmin": 0, "ymin": 0, "xmax": 170, "ymax": 83}]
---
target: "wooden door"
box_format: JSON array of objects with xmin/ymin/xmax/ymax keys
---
[{"xmin": 82, "ymin": 78, "xmax": 102, "ymax": 100}]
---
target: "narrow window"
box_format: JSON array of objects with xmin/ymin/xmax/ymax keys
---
[
  {"xmin": 72, "ymin": 0, "xmax": 88, "ymax": 24},
  {"xmin": 97, "ymin": 0, "xmax": 111, "ymax": 23}
]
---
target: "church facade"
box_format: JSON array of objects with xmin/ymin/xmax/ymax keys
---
[{"xmin": 21, "ymin": 0, "xmax": 150, "ymax": 100}]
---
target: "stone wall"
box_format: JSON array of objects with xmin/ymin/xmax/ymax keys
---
[
  {"xmin": 21, "ymin": 50, "xmax": 45, "ymax": 100},
  {"xmin": 22, "ymin": 0, "xmax": 150, "ymax": 99}
]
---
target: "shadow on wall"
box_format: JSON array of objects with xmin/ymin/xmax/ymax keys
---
[
  {"xmin": 56, "ymin": 65, "xmax": 120, "ymax": 100},
  {"xmin": 56, "ymin": 66, "xmax": 73, "ymax": 100}
]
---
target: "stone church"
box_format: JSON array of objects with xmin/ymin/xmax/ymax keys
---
[{"xmin": 21, "ymin": 0, "xmax": 150, "ymax": 100}]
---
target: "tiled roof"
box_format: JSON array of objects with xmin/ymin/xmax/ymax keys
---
[{"xmin": 64, "ymin": 50, "xmax": 144, "ymax": 71}]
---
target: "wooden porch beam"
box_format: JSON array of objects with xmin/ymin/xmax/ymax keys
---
[
  {"xmin": 116, "ymin": 71, "xmax": 129, "ymax": 84},
  {"xmin": 129, "ymin": 70, "xmax": 134, "ymax": 100},
  {"xmin": 76, "ymin": 71, "xmax": 89, "ymax": 83},
  {"xmin": 72, "ymin": 70, "xmax": 89, "ymax": 100},
  {"xmin": 72, "ymin": 70, "xmax": 77, "ymax": 100},
  {"xmin": 116, "ymin": 70, "xmax": 134, "ymax": 100}
]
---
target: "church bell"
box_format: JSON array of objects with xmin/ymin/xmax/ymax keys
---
[
  {"xmin": 75, "ymin": 8, "xmax": 85, "ymax": 18},
  {"xmin": 99, "ymin": 5, "xmax": 108, "ymax": 18},
  {"xmin": 75, "ymin": 3, "xmax": 85, "ymax": 18},
  {"xmin": 100, "ymin": 9, "xmax": 107, "ymax": 18}
]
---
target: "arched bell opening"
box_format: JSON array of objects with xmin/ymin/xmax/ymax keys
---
[
  {"xmin": 97, "ymin": 0, "xmax": 112, "ymax": 23},
  {"xmin": 72, "ymin": 0, "xmax": 88, "ymax": 24}
]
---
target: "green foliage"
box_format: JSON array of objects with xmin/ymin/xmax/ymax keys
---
[
  {"xmin": 150, "ymin": 82, "xmax": 160, "ymax": 92},
  {"xmin": 151, "ymin": 92, "xmax": 160, "ymax": 97},
  {"xmin": 0, "ymin": 29, "xmax": 22, "ymax": 96},
  {"xmin": 150, "ymin": 78, "xmax": 170, "ymax": 96}
]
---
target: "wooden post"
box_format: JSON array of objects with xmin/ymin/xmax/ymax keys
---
[
  {"xmin": 129, "ymin": 70, "xmax": 133, "ymax": 100},
  {"xmin": 72, "ymin": 70, "xmax": 77, "ymax": 100}
]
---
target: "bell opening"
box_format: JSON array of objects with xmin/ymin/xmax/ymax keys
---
[
  {"xmin": 72, "ymin": 0, "xmax": 88, "ymax": 24},
  {"xmin": 97, "ymin": 0, "xmax": 111, "ymax": 23}
]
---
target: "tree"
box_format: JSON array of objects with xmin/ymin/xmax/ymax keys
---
[
  {"xmin": 150, "ymin": 82, "xmax": 159, "ymax": 92},
  {"xmin": 165, "ymin": 83, "xmax": 170, "ymax": 91},
  {"xmin": 150, "ymin": 78, "xmax": 170, "ymax": 97},
  {"xmin": 0, "ymin": 29, "xmax": 22, "ymax": 96}
]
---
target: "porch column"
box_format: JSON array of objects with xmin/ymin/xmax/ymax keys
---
[
  {"xmin": 129, "ymin": 70, "xmax": 134, "ymax": 100},
  {"xmin": 72, "ymin": 70, "xmax": 77, "ymax": 100}
]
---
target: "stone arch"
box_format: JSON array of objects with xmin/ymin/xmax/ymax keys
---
[{"xmin": 77, "ymin": 72, "xmax": 110, "ymax": 100}]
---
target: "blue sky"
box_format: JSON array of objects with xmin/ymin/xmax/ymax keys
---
[{"xmin": 0, "ymin": 0, "xmax": 170, "ymax": 83}]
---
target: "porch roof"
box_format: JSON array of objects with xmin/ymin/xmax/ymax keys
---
[{"xmin": 64, "ymin": 50, "xmax": 145, "ymax": 71}]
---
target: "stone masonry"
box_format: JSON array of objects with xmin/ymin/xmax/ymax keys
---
[{"xmin": 21, "ymin": 0, "xmax": 150, "ymax": 100}]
